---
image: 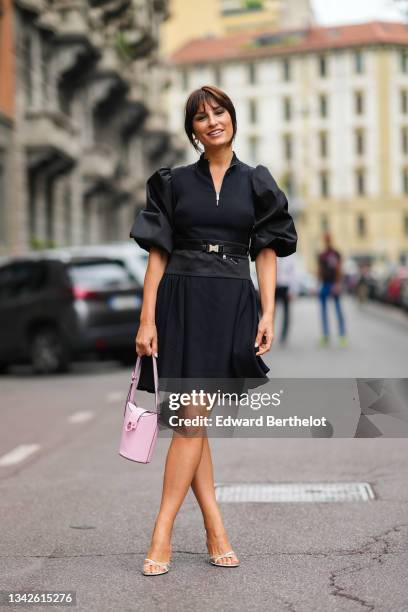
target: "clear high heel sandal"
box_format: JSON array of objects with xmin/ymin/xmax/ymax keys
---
[
  {"xmin": 142, "ymin": 558, "xmax": 171, "ymax": 576},
  {"xmin": 209, "ymin": 550, "xmax": 240, "ymax": 567}
]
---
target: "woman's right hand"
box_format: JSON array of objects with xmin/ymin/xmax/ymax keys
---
[{"xmin": 135, "ymin": 322, "xmax": 158, "ymax": 358}]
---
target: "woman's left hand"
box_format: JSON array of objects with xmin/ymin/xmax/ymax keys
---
[{"xmin": 255, "ymin": 315, "xmax": 274, "ymax": 356}]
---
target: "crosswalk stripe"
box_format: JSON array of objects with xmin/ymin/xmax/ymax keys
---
[
  {"xmin": 106, "ymin": 391, "xmax": 123, "ymax": 403},
  {"xmin": 0, "ymin": 444, "xmax": 41, "ymax": 467},
  {"xmin": 67, "ymin": 411, "xmax": 94, "ymax": 424}
]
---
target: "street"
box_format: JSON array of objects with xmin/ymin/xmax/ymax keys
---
[{"xmin": 0, "ymin": 295, "xmax": 407, "ymax": 612}]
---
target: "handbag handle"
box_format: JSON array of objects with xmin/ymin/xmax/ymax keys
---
[{"xmin": 127, "ymin": 354, "xmax": 160, "ymax": 411}]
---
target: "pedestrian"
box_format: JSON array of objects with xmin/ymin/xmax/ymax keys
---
[
  {"xmin": 355, "ymin": 262, "xmax": 371, "ymax": 305},
  {"xmin": 275, "ymin": 254, "xmax": 298, "ymax": 344},
  {"xmin": 129, "ymin": 85, "xmax": 298, "ymax": 576},
  {"xmin": 317, "ymin": 231, "xmax": 347, "ymax": 347}
]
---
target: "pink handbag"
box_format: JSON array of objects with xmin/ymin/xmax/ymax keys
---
[{"xmin": 118, "ymin": 355, "xmax": 159, "ymax": 464}]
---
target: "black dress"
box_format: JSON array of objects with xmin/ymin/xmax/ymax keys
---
[{"xmin": 129, "ymin": 150, "xmax": 298, "ymax": 399}]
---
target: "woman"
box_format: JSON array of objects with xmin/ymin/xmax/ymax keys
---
[{"xmin": 130, "ymin": 85, "xmax": 298, "ymax": 575}]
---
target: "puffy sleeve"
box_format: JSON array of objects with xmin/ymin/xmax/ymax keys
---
[
  {"xmin": 129, "ymin": 167, "xmax": 174, "ymax": 255},
  {"xmin": 249, "ymin": 164, "xmax": 298, "ymax": 261}
]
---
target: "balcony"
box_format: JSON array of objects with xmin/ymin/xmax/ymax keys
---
[
  {"xmin": 127, "ymin": 81, "xmax": 146, "ymax": 106},
  {"xmin": 24, "ymin": 110, "xmax": 79, "ymax": 170},
  {"xmin": 221, "ymin": 0, "xmax": 264, "ymax": 15},
  {"xmin": 97, "ymin": 45, "xmax": 123, "ymax": 74},
  {"xmin": 143, "ymin": 113, "xmax": 168, "ymax": 136},
  {"xmin": 87, "ymin": 71, "xmax": 127, "ymax": 112},
  {"xmin": 36, "ymin": 8, "xmax": 61, "ymax": 32},
  {"xmin": 169, "ymin": 132, "xmax": 187, "ymax": 157},
  {"xmin": 117, "ymin": 172, "xmax": 141, "ymax": 197},
  {"xmin": 14, "ymin": 0, "xmax": 45, "ymax": 14},
  {"xmin": 152, "ymin": 0, "xmax": 170, "ymax": 17},
  {"xmin": 115, "ymin": 27, "xmax": 156, "ymax": 59},
  {"xmin": 52, "ymin": 2, "xmax": 90, "ymax": 39},
  {"xmin": 90, "ymin": 0, "xmax": 132, "ymax": 21},
  {"xmin": 82, "ymin": 144, "xmax": 118, "ymax": 181},
  {"xmin": 143, "ymin": 116, "xmax": 169, "ymax": 159},
  {"xmin": 134, "ymin": 177, "xmax": 147, "ymax": 203},
  {"xmin": 118, "ymin": 99, "xmax": 147, "ymax": 137},
  {"xmin": 54, "ymin": 40, "xmax": 99, "ymax": 83}
]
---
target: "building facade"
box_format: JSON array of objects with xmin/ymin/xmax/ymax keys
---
[
  {"xmin": 167, "ymin": 21, "xmax": 408, "ymax": 271},
  {"xmin": 0, "ymin": 0, "xmax": 184, "ymax": 257},
  {"xmin": 160, "ymin": 0, "xmax": 315, "ymax": 57}
]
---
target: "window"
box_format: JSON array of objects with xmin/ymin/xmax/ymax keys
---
[
  {"xmin": 282, "ymin": 58, "xmax": 291, "ymax": 81},
  {"xmin": 355, "ymin": 91, "xmax": 364, "ymax": 115},
  {"xmin": 221, "ymin": 0, "xmax": 264, "ymax": 12},
  {"xmin": 41, "ymin": 38, "xmax": 52, "ymax": 107},
  {"xmin": 286, "ymin": 173, "xmax": 295, "ymax": 198},
  {"xmin": 181, "ymin": 69, "xmax": 189, "ymax": 90},
  {"xmin": 83, "ymin": 199, "xmax": 91, "ymax": 244},
  {"xmin": 354, "ymin": 50, "xmax": 364, "ymax": 74},
  {"xmin": 320, "ymin": 170, "xmax": 329, "ymax": 197},
  {"xmin": 403, "ymin": 168, "xmax": 408, "ymax": 194},
  {"xmin": 283, "ymin": 133, "xmax": 292, "ymax": 160},
  {"xmin": 0, "ymin": 262, "xmax": 48, "ymax": 300},
  {"xmin": 67, "ymin": 260, "xmax": 136, "ymax": 290},
  {"xmin": 45, "ymin": 178, "xmax": 54, "ymax": 242},
  {"xmin": 357, "ymin": 214, "xmax": 366, "ymax": 237},
  {"xmin": 22, "ymin": 34, "xmax": 33, "ymax": 106},
  {"xmin": 318, "ymin": 55, "xmax": 327, "ymax": 77},
  {"xmin": 319, "ymin": 131, "xmax": 328, "ymax": 157},
  {"xmin": 401, "ymin": 90, "xmax": 408, "ymax": 114},
  {"xmin": 58, "ymin": 84, "xmax": 72, "ymax": 117},
  {"xmin": 28, "ymin": 170, "xmax": 36, "ymax": 240},
  {"xmin": 283, "ymin": 97, "xmax": 292, "ymax": 121},
  {"xmin": 402, "ymin": 127, "xmax": 408, "ymax": 155},
  {"xmin": 319, "ymin": 93, "xmax": 328, "ymax": 118},
  {"xmin": 248, "ymin": 135, "xmax": 258, "ymax": 163},
  {"xmin": 356, "ymin": 168, "xmax": 365, "ymax": 195},
  {"xmin": 320, "ymin": 213, "xmax": 329, "ymax": 231},
  {"xmin": 214, "ymin": 65, "xmax": 221, "ymax": 86},
  {"xmin": 401, "ymin": 50, "xmax": 408, "ymax": 74},
  {"xmin": 248, "ymin": 98, "xmax": 257, "ymax": 123},
  {"xmin": 355, "ymin": 129, "xmax": 365, "ymax": 155},
  {"xmin": 248, "ymin": 62, "xmax": 256, "ymax": 84},
  {"xmin": 63, "ymin": 182, "xmax": 72, "ymax": 245}
]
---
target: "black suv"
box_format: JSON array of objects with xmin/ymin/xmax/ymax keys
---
[{"xmin": 0, "ymin": 253, "xmax": 144, "ymax": 374}]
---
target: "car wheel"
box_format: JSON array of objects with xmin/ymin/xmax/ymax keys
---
[
  {"xmin": 0, "ymin": 361, "xmax": 9, "ymax": 375},
  {"xmin": 30, "ymin": 327, "xmax": 71, "ymax": 374}
]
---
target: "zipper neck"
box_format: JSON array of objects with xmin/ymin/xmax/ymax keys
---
[
  {"xmin": 196, "ymin": 150, "xmax": 239, "ymax": 172},
  {"xmin": 196, "ymin": 150, "xmax": 239, "ymax": 206}
]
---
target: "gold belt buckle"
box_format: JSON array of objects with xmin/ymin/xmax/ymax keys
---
[{"xmin": 207, "ymin": 243, "xmax": 220, "ymax": 253}]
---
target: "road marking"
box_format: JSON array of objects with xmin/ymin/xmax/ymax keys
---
[
  {"xmin": 0, "ymin": 444, "xmax": 41, "ymax": 467},
  {"xmin": 67, "ymin": 411, "xmax": 94, "ymax": 424},
  {"xmin": 106, "ymin": 391, "xmax": 123, "ymax": 403}
]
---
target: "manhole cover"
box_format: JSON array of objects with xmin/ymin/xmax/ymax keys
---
[{"xmin": 214, "ymin": 482, "xmax": 375, "ymax": 502}]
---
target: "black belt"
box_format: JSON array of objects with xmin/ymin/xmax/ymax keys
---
[{"xmin": 174, "ymin": 238, "xmax": 249, "ymax": 256}]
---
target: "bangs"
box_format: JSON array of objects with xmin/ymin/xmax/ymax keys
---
[
  {"xmin": 189, "ymin": 89, "xmax": 224, "ymax": 117},
  {"xmin": 184, "ymin": 85, "xmax": 237, "ymax": 153}
]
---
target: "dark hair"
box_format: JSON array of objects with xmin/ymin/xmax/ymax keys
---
[{"xmin": 184, "ymin": 85, "xmax": 237, "ymax": 153}]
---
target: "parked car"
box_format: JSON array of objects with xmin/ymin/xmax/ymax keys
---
[
  {"xmin": 401, "ymin": 274, "xmax": 408, "ymax": 312},
  {"xmin": 0, "ymin": 249, "xmax": 145, "ymax": 374},
  {"xmin": 383, "ymin": 265, "xmax": 408, "ymax": 308}
]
